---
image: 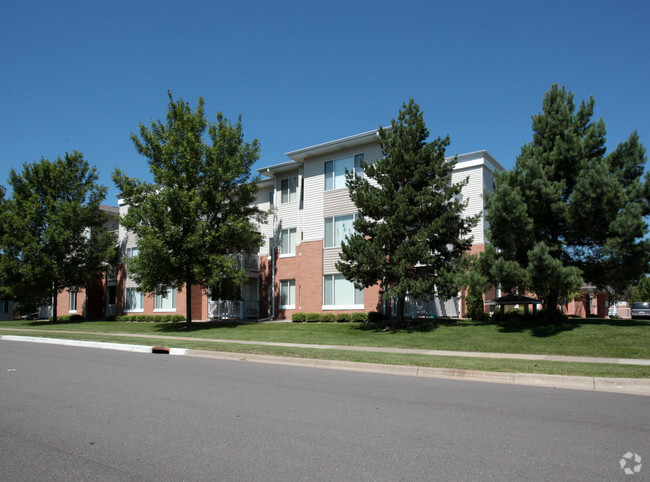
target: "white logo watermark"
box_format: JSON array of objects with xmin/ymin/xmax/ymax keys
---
[{"xmin": 620, "ymin": 452, "xmax": 642, "ymax": 475}]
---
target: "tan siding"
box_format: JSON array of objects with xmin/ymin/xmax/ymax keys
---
[
  {"xmin": 302, "ymin": 140, "xmax": 383, "ymax": 242},
  {"xmin": 323, "ymin": 247, "xmax": 343, "ymax": 274},
  {"xmin": 323, "ymin": 189, "xmax": 356, "ymax": 217}
]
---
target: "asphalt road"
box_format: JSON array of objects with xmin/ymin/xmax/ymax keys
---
[{"xmin": 0, "ymin": 340, "xmax": 647, "ymax": 481}]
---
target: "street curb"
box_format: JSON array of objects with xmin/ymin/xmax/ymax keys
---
[
  {"xmin": 0, "ymin": 335, "xmax": 189, "ymax": 356},
  {"xmin": 3, "ymin": 335, "xmax": 649, "ymax": 396}
]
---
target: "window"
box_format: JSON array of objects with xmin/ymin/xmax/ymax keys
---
[
  {"xmin": 324, "ymin": 214, "xmax": 357, "ymax": 248},
  {"xmin": 69, "ymin": 290, "xmax": 77, "ymax": 312},
  {"xmin": 155, "ymin": 288, "xmax": 177, "ymax": 311},
  {"xmin": 324, "ymin": 154, "xmax": 364, "ymax": 191},
  {"xmin": 280, "ymin": 280, "xmax": 296, "ymax": 308},
  {"xmin": 125, "ymin": 288, "xmax": 144, "ymax": 311},
  {"xmin": 281, "ymin": 176, "xmax": 297, "ymax": 203},
  {"xmin": 280, "ymin": 228, "xmax": 297, "ymax": 255},
  {"xmin": 3, "ymin": 300, "xmax": 10, "ymax": 313},
  {"xmin": 269, "ymin": 190, "xmax": 274, "ymax": 206},
  {"xmin": 126, "ymin": 247, "xmax": 139, "ymax": 265},
  {"xmin": 323, "ymin": 274, "xmax": 364, "ymax": 308}
]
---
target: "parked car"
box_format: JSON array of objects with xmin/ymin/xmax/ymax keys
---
[
  {"xmin": 630, "ymin": 302, "xmax": 650, "ymax": 319},
  {"xmin": 19, "ymin": 312, "xmax": 39, "ymax": 320}
]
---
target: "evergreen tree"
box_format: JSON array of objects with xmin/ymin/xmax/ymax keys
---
[
  {"xmin": 113, "ymin": 92, "xmax": 264, "ymax": 328},
  {"xmin": 338, "ymin": 99, "xmax": 479, "ymax": 323},
  {"xmin": 0, "ymin": 152, "xmax": 116, "ymax": 322},
  {"xmin": 485, "ymin": 84, "xmax": 650, "ymax": 316}
]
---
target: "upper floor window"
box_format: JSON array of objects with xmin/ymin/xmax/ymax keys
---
[
  {"xmin": 324, "ymin": 214, "xmax": 357, "ymax": 248},
  {"xmin": 281, "ymin": 176, "xmax": 297, "ymax": 203},
  {"xmin": 324, "ymin": 154, "xmax": 364, "ymax": 191},
  {"xmin": 280, "ymin": 228, "xmax": 297, "ymax": 255},
  {"xmin": 155, "ymin": 288, "xmax": 177, "ymax": 311},
  {"xmin": 125, "ymin": 247, "xmax": 139, "ymax": 264}
]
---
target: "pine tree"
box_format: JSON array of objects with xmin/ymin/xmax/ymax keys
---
[
  {"xmin": 0, "ymin": 152, "xmax": 116, "ymax": 322},
  {"xmin": 338, "ymin": 99, "xmax": 479, "ymax": 324},
  {"xmin": 113, "ymin": 92, "xmax": 264, "ymax": 328},
  {"xmin": 485, "ymin": 84, "xmax": 650, "ymax": 316}
]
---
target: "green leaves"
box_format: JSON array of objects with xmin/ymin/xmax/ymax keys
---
[
  {"xmin": 113, "ymin": 93, "xmax": 264, "ymax": 325},
  {"xmin": 0, "ymin": 152, "xmax": 116, "ymax": 320}
]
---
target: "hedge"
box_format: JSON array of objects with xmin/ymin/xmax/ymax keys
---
[
  {"xmin": 48, "ymin": 314, "xmax": 84, "ymax": 322},
  {"xmin": 114, "ymin": 314, "xmax": 185, "ymax": 322},
  {"xmin": 335, "ymin": 313, "xmax": 351, "ymax": 323},
  {"xmin": 305, "ymin": 313, "xmax": 322, "ymax": 322},
  {"xmin": 292, "ymin": 312, "xmax": 306, "ymax": 322},
  {"xmin": 321, "ymin": 313, "xmax": 336, "ymax": 323}
]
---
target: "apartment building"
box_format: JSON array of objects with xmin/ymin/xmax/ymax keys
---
[
  {"xmin": 86, "ymin": 129, "xmax": 502, "ymax": 321},
  {"xmin": 255, "ymin": 130, "xmax": 503, "ymax": 320}
]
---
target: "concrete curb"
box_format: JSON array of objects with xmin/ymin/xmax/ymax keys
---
[
  {"xmin": 3, "ymin": 335, "xmax": 649, "ymax": 396},
  {"xmin": 1, "ymin": 335, "xmax": 189, "ymax": 356}
]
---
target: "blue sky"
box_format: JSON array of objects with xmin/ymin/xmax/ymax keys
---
[{"xmin": 1, "ymin": 0, "xmax": 648, "ymax": 204}]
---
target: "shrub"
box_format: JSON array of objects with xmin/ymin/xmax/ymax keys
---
[
  {"xmin": 351, "ymin": 312, "xmax": 368, "ymax": 323},
  {"xmin": 336, "ymin": 313, "xmax": 351, "ymax": 323},
  {"xmin": 321, "ymin": 313, "xmax": 336, "ymax": 323},
  {"xmin": 172, "ymin": 314, "xmax": 185, "ymax": 322},
  {"xmin": 368, "ymin": 311, "xmax": 384, "ymax": 323},
  {"xmin": 292, "ymin": 312, "xmax": 306, "ymax": 322},
  {"xmin": 306, "ymin": 313, "xmax": 322, "ymax": 322},
  {"xmin": 106, "ymin": 315, "xmax": 116, "ymax": 321},
  {"xmin": 49, "ymin": 314, "xmax": 84, "ymax": 322}
]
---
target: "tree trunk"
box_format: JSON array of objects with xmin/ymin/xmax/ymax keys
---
[
  {"xmin": 545, "ymin": 289, "xmax": 560, "ymax": 320},
  {"xmin": 185, "ymin": 282, "xmax": 192, "ymax": 329},
  {"xmin": 395, "ymin": 296, "xmax": 405, "ymax": 326},
  {"xmin": 52, "ymin": 288, "xmax": 58, "ymax": 323}
]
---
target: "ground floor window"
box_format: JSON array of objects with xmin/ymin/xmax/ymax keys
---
[
  {"xmin": 155, "ymin": 288, "xmax": 177, "ymax": 311},
  {"xmin": 323, "ymin": 274, "xmax": 363, "ymax": 309},
  {"xmin": 280, "ymin": 279, "xmax": 295, "ymax": 309},
  {"xmin": 69, "ymin": 290, "xmax": 78, "ymax": 312},
  {"xmin": 2, "ymin": 300, "xmax": 9, "ymax": 313},
  {"xmin": 125, "ymin": 288, "xmax": 144, "ymax": 312}
]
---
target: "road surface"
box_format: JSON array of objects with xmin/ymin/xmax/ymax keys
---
[{"xmin": 0, "ymin": 340, "xmax": 647, "ymax": 480}]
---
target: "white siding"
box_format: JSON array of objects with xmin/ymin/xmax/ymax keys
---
[
  {"xmin": 254, "ymin": 185, "xmax": 274, "ymax": 256},
  {"xmin": 452, "ymin": 163, "xmax": 485, "ymax": 245},
  {"xmin": 275, "ymin": 170, "xmax": 301, "ymax": 246}
]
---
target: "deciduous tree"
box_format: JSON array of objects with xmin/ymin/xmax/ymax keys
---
[
  {"xmin": 113, "ymin": 93, "xmax": 264, "ymax": 328},
  {"xmin": 0, "ymin": 152, "xmax": 116, "ymax": 322}
]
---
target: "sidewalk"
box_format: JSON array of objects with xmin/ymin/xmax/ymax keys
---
[{"xmin": 1, "ymin": 327, "xmax": 649, "ymax": 366}]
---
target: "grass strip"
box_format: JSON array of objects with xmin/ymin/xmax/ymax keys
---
[
  {"xmin": 1, "ymin": 318, "xmax": 649, "ymax": 359},
  {"xmin": 3, "ymin": 330, "xmax": 649, "ymax": 379}
]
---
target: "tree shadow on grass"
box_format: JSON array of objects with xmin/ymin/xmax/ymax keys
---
[
  {"xmin": 354, "ymin": 318, "xmax": 473, "ymax": 334},
  {"xmin": 152, "ymin": 319, "xmax": 256, "ymax": 333}
]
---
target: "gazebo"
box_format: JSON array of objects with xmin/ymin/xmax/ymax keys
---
[{"xmin": 484, "ymin": 293, "xmax": 542, "ymax": 315}]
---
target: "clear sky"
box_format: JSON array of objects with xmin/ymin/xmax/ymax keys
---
[{"xmin": 1, "ymin": 0, "xmax": 648, "ymax": 204}]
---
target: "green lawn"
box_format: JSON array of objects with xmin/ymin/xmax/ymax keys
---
[
  {"xmin": 1, "ymin": 329, "xmax": 648, "ymax": 378},
  {"xmin": 1, "ymin": 317, "xmax": 648, "ymax": 359}
]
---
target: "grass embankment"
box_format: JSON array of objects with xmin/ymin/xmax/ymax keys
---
[{"xmin": 1, "ymin": 318, "xmax": 648, "ymax": 378}]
